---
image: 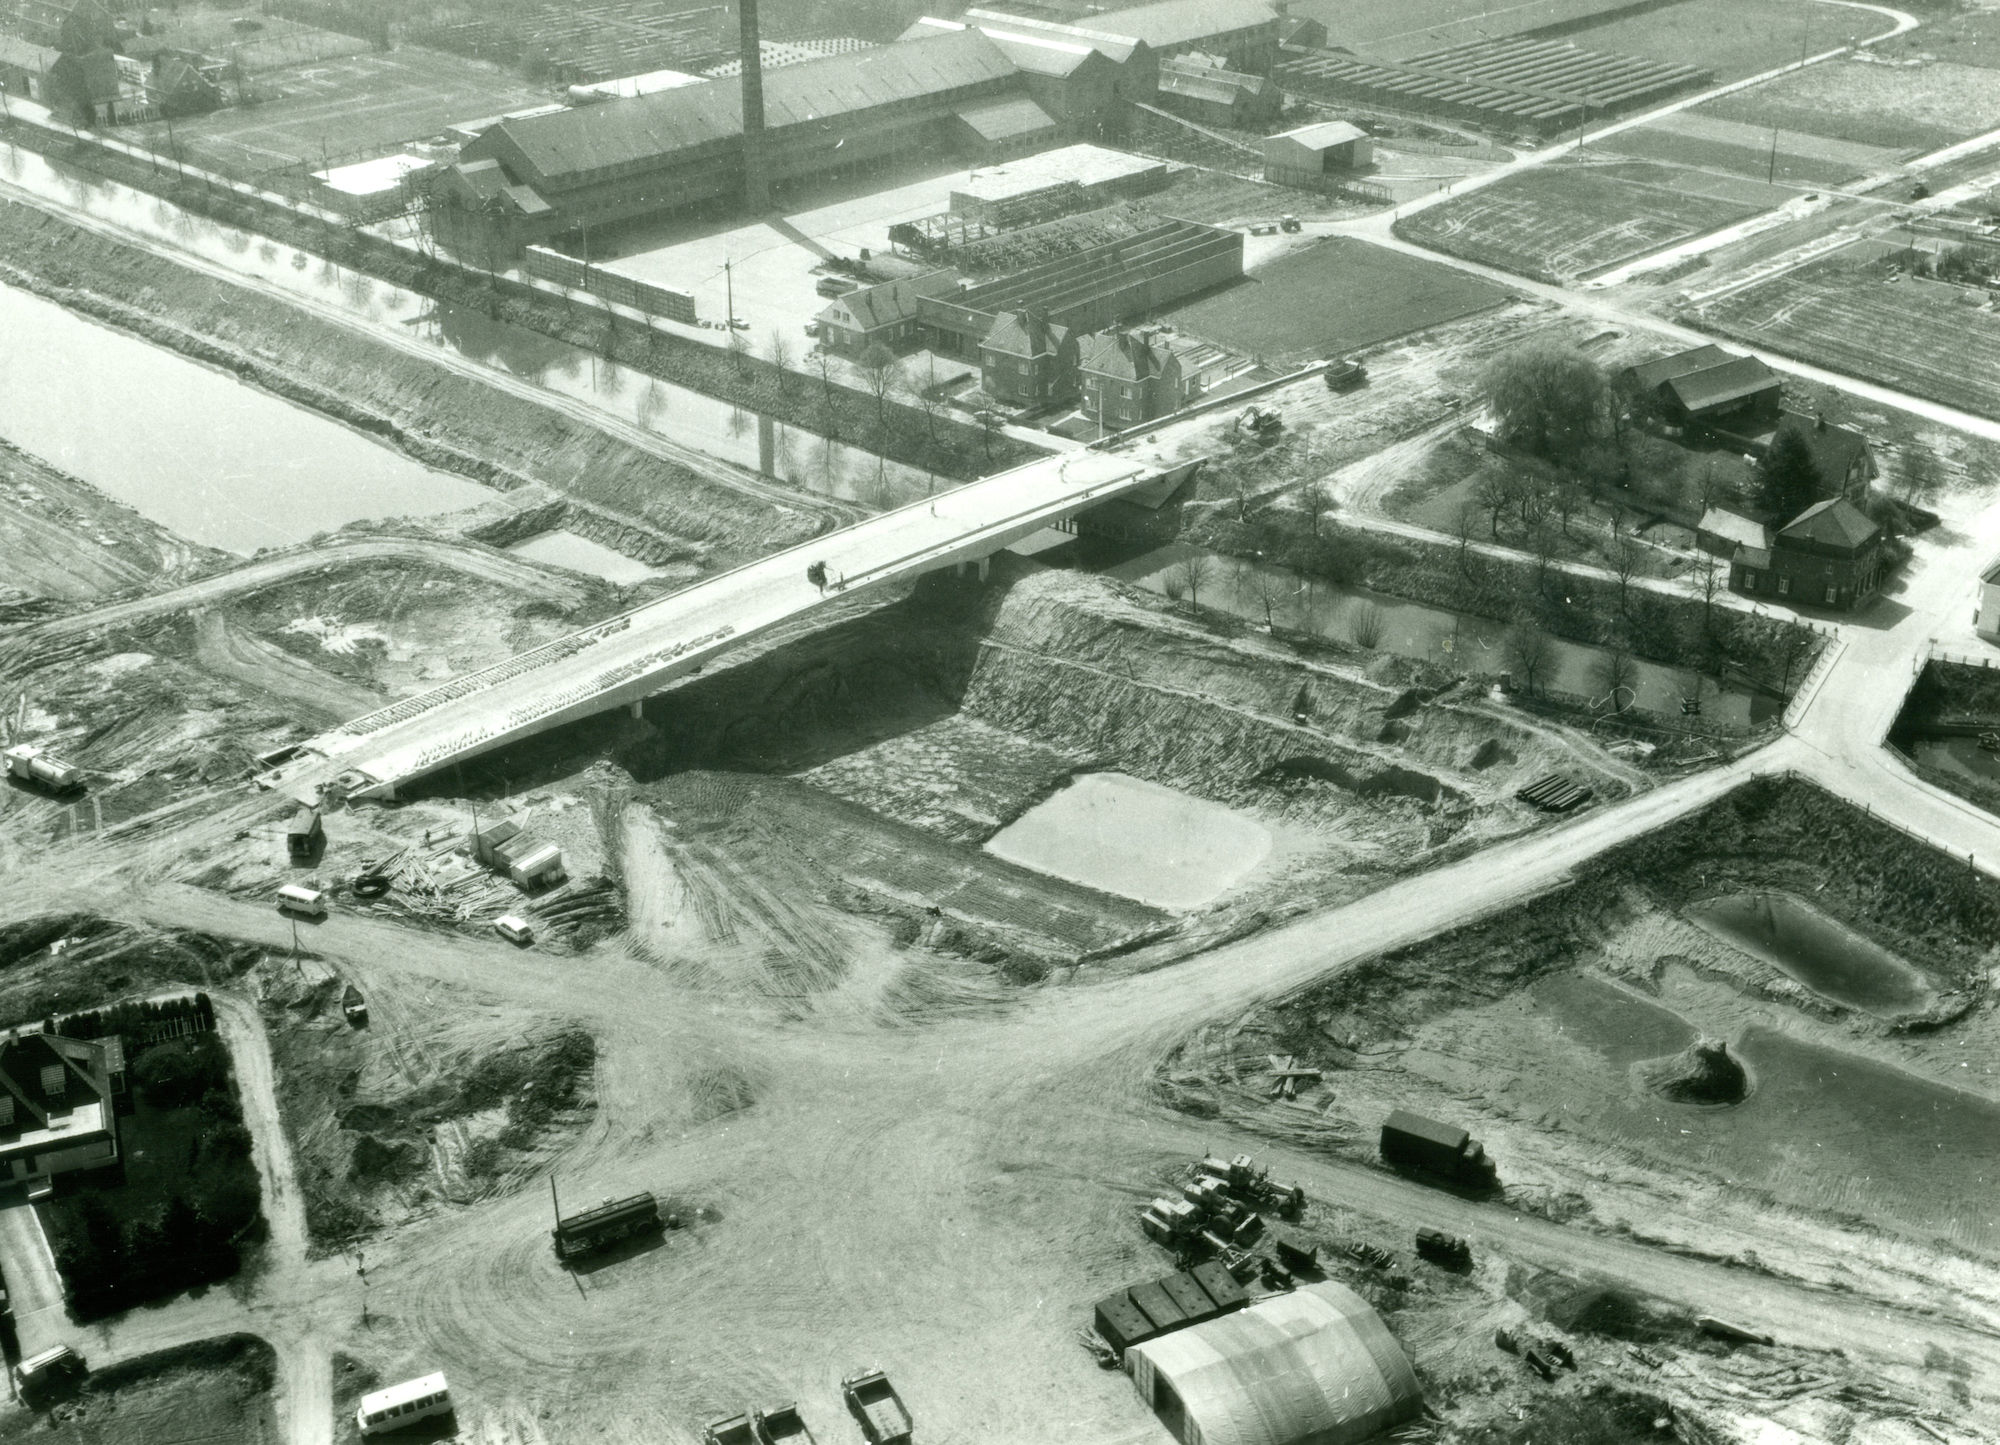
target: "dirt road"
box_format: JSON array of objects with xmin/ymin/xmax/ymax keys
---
[{"xmin": 29, "ymin": 537, "xmax": 583, "ymax": 641}]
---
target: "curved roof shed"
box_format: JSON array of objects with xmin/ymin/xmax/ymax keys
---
[{"xmin": 1125, "ymin": 1280, "xmax": 1421, "ymax": 1445}]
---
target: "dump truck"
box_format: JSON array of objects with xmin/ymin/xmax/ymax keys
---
[
  {"xmin": 552, "ymin": 1192, "xmax": 661, "ymax": 1261},
  {"xmin": 703, "ymin": 1414, "xmax": 758, "ymax": 1445},
  {"xmin": 1381, "ymin": 1109, "xmax": 1497, "ymax": 1187},
  {"xmin": 754, "ymin": 1403, "xmax": 815, "ymax": 1444},
  {"xmin": 841, "ymin": 1369, "xmax": 913, "ymax": 1445},
  {"xmin": 2, "ymin": 743, "xmax": 83, "ymax": 793}
]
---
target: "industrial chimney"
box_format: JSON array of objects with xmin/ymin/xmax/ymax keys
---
[{"xmin": 738, "ymin": 0, "xmax": 769, "ymax": 212}]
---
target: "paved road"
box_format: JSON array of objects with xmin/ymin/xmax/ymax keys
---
[
  {"xmin": 0, "ymin": 1188, "xmax": 67, "ymax": 1359},
  {"xmin": 265, "ymin": 449, "xmax": 1169, "ymax": 800}
]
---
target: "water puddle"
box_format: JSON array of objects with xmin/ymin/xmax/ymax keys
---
[
  {"xmin": 0, "ymin": 281, "xmax": 489, "ymax": 553},
  {"xmin": 1910, "ymin": 734, "xmax": 2000, "ymax": 786},
  {"xmin": 984, "ymin": 771, "xmax": 1271, "ymax": 910},
  {"xmin": 1510, "ymin": 974, "xmax": 2000, "ymax": 1247},
  {"xmin": 1108, "ymin": 544, "xmax": 1771, "ymax": 728},
  {"xmin": 508, "ymin": 529, "xmax": 666, "ymax": 583},
  {"xmin": 1683, "ymin": 892, "xmax": 1936, "ymax": 1017}
]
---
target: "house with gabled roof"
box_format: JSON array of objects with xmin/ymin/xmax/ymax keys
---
[
  {"xmin": 817, "ymin": 269, "xmax": 964, "ymax": 354},
  {"xmin": 0, "ymin": 1027, "xmax": 121, "ymax": 1187},
  {"xmin": 980, "ymin": 310, "xmax": 1077, "ymax": 405},
  {"xmin": 1730, "ymin": 497, "xmax": 1884, "ymax": 611},
  {"xmin": 1623, "ymin": 344, "xmax": 1782, "ymax": 431}
]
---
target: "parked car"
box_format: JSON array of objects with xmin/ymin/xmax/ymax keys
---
[{"xmin": 494, "ymin": 914, "xmax": 535, "ymax": 945}]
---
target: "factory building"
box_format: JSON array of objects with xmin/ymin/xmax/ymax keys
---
[
  {"xmin": 1263, "ymin": 120, "xmax": 1373, "ymax": 188},
  {"xmin": 1041, "ymin": 0, "xmax": 1282, "ymax": 73},
  {"xmin": 454, "ymin": 30, "xmax": 1031, "ymax": 246},
  {"xmin": 1156, "ymin": 54, "xmax": 1280, "ymax": 129},
  {"xmin": 962, "ymin": 8, "xmax": 1160, "ymax": 92},
  {"xmin": 902, "ymin": 14, "xmax": 1125, "ymax": 132}
]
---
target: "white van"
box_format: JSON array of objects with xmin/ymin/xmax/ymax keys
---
[
  {"xmin": 357, "ymin": 1372, "xmax": 451, "ymax": 1435},
  {"xmin": 494, "ymin": 914, "xmax": 534, "ymax": 945},
  {"xmin": 276, "ymin": 883, "xmax": 329, "ymax": 919},
  {"xmin": 13, "ymin": 1344, "xmax": 83, "ymax": 1392}
]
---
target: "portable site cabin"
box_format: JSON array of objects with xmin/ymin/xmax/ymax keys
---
[{"xmin": 1124, "ymin": 1280, "xmax": 1421, "ymax": 1445}]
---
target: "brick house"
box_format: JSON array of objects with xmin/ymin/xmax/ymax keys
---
[
  {"xmin": 980, "ymin": 310, "xmax": 1078, "ymax": 406},
  {"xmin": 0, "ymin": 1028, "xmax": 122, "ymax": 1188},
  {"xmin": 1730, "ymin": 497, "xmax": 1884, "ymax": 611}
]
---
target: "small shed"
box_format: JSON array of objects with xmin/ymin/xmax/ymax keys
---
[
  {"xmin": 469, "ymin": 817, "xmax": 524, "ymax": 867},
  {"xmin": 285, "ymin": 807, "xmax": 325, "ymax": 859},
  {"xmin": 1263, "ymin": 120, "xmax": 1372, "ymax": 189},
  {"xmin": 1125, "ymin": 1280, "xmax": 1421, "ymax": 1445}
]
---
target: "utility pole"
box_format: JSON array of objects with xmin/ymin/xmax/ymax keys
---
[{"xmin": 725, "ymin": 258, "xmax": 735, "ymax": 327}]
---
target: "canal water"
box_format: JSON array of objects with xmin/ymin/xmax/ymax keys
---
[
  {"xmin": 0, "ymin": 141, "xmax": 942, "ymax": 514},
  {"xmin": 0, "ymin": 281, "xmax": 489, "ymax": 553},
  {"xmin": 985, "ymin": 771, "xmax": 1272, "ymax": 909},
  {"xmin": 1108, "ymin": 543, "xmax": 1770, "ymax": 727},
  {"xmin": 1524, "ymin": 973, "xmax": 2000, "ymax": 1249},
  {"xmin": 1910, "ymin": 733, "xmax": 2000, "ymax": 787},
  {"xmin": 1683, "ymin": 891, "xmax": 1936, "ymax": 1017}
]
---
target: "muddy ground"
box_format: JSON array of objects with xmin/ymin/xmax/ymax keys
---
[{"xmin": 1166, "ymin": 777, "xmax": 2000, "ymax": 1439}]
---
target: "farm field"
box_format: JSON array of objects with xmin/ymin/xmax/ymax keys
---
[
  {"xmin": 1560, "ymin": 0, "xmax": 1883, "ymax": 82},
  {"xmin": 1395, "ymin": 159, "xmax": 1785, "ymax": 282},
  {"xmin": 1608, "ymin": 111, "xmax": 1901, "ymax": 187},
  {"xmin": 1695, "ymin": 246, "xmax": 2000, "ymax": 419},
  {"xmin": 157, "ymin": 47, "xmax": 546, "ymax": 181},
  {"xmin": 1163, "ymin": 235, "xmax": 1512, "ymax": 362},
  {"xmin": 1701, "ymin": 59, "xmax": 2000, "ymax": 155},
  {"xmin": 1279, "ymin": 0, "xmax": 1633, "ymax": 60}
]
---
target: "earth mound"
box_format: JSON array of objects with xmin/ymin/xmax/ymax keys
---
[{"xmin": 1637, "ymin": 1037, "xmax": 1747, "ymax": 1106}]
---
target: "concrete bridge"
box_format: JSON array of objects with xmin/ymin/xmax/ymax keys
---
[{"xmin": 259, "ymin": 449, "xmax": 1201, "ymax": 802}]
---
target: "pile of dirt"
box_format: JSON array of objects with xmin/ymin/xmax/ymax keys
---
[{"xmin": 1637, "ymin": 1036, "xmax": 1748, "ymax": 1106}]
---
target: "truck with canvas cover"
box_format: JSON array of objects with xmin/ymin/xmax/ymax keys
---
[
  {"xmin": 553, "ymin": 1191, "xmax": 660, "ymax": 1260},
  {"xmin": 3, "ymin": 743, "xmax": 83, "ymax": 793},
  {"xmin": 841, "ymin": 1368, "xmax": 913, "ymax": 1445},
  {"xmin": 1380, "ymin": 1108, "xmax": 1496, "ymax": 1187},
  {"xmin": 704, "ymin": 1414, "xmax": 758, "ymax": 1445}
]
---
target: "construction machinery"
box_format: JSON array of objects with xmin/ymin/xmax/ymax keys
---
[
  {"xmin": 1415, "ymin": 1227, "xmax": 1472, "ymax": 1271},
  {"xmin": 341, "ymin": 984, "xmax": 367, "ymax": 1026},
  {"xmin": 2, "ymin": 743, "xmax": 83, "ymax": 793},
  {"xmin": 1279, "ymin": 214, "xmax": 1302, "ymax": 233},
  {"xmin": 841, "ymin": 1369, "xmax": 913, "ymax": 1445},
  {"xmin": 1236, "ymin": 404, "xmax": 1283, "ymax": 441},
  {"xmin": 1193, "ymin": 1153, "xmax": 1306, "ymax": 1218},
  {"xmin": 1324, "ymin": 356, "xmax": 1367, "ymax": 391}
]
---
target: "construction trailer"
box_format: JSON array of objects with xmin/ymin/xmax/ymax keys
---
[
  {"xmin": 1380, "ymin": 1109, "xmax": 1497, "ymax": 1188},
  {"xmin": 552, "ymin": 1191, "xmax": 662, "ymax": 1260},
  {"xmin": 2, "ymin": 743, "xmax": 83, "ymax": 793}
]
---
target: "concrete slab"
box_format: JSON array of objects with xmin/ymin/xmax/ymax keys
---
[{"xmin": 0, "ymin": 1188, "xmax": 69, "ymax": 1356}]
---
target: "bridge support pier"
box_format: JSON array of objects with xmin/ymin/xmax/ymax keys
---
[{"xmin": 628, "ymin": 700, "xmax": 644, "ymax": 720}]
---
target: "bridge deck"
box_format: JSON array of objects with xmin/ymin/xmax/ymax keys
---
[{"xmin": 265, "ymin": 449, "xmax": 1185, "ymax": 800}]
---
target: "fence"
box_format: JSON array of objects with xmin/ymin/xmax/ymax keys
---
[
  {"xmin": 523, "ymin": 246, "xmax": 698, "ymax": 324},
  {"xmin": 1781, "ymin": 632, "xmax": 1844, "ymax": 730}
]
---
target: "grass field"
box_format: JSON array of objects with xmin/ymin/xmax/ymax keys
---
[
  {"xmin": 1702, "ymin": 59, "xmax": 2000, "ymax": 155},
  {"xmin": 1881, "ymin": 8, "xmax": 2000, "ymax": 70},
  {"xmin": 1283, "ymin": 0, "xmax": 1634, "ymax": 60},
  {"xmin": 1395, "ymin": 159, "xmax": 1785, "ymax": 282},
  {"xmin": 1608, "ymin": 112, "xmax": 1901, "ymax": 187},
  {"xmin": 160, "ymin": 47, "xmax": 545, "ymax": 179},
  {"xmin": 1164, "ymin": 235, "xmax": 1513, "ymax": 361},
  {"xmin": 1696, "ymin": 246, "xmax": 2000, "ymax": 419},
  {"xmin": 1559, "ymin": 0, "xmax": 1872, "ymax": 81}
]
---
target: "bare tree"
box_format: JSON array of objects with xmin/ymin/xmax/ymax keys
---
[
  {"xmin": 1505, "ymin": 619, "xmax": 1555, "ymax": 697},
  {"xmin": 1348, "ymin": 602, "xmax": 1385, "ymax": 649},
  {"xmin": 1698, "ymin": 553, "xmax": 1722, "ymax": 633},
  {"xmin": 1453, "ymin": 505, "xmax": 1477, "ymax": 579},
  {"xmin": 1233, "ymin": 466, "xmax": 1255, "ymax": 522},
  {"xmin": 1477, "ymin": 470, "xmax": 1512, "ymax": 540},
  {"xmin": 1171, "ymin": 551, "xmax": 1213, "ymax": 610},
  {"xmin": 728, "ymin": 329, "xmax": 752, "ymax": 376},
  {"xmin": 859, "ymin": 342, "xmax": 902, "ymax": 426},
  {"xmin": 1553, "ymin": 472, "xmax": 1587, "ymax": 539},
  {"xmin": 979, "ymin": 407, "xmax": 1004, "ymax": 462},
  {"xmin": 1896, "ymin": 438, "xmax": 1945, "ymax": 509},
  {"xmin": 1594, "ymin": 648, "xmax": 1636, "ymax": 713},
  {"xmin": 1612, "ymin": 532, "xmax": 1641, "ymax": 616},
  {"xmin": 765, "ymin": 329, "xmax": 794, "ymax": 396},
  {"xmin": 1529, "ymin": 518, "xmax": 1560, "ymax": 596},
  {"xmin": 816, "ymin": 349, "xmax": 840, "ymax": 438},
  {"xmin": 1251, "ymin": 567, "xmax": 1286, "ymax": 631},
  {"xmin": 1302, "ymin": 479, "xmax": 1330, "ymax": 538}
]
